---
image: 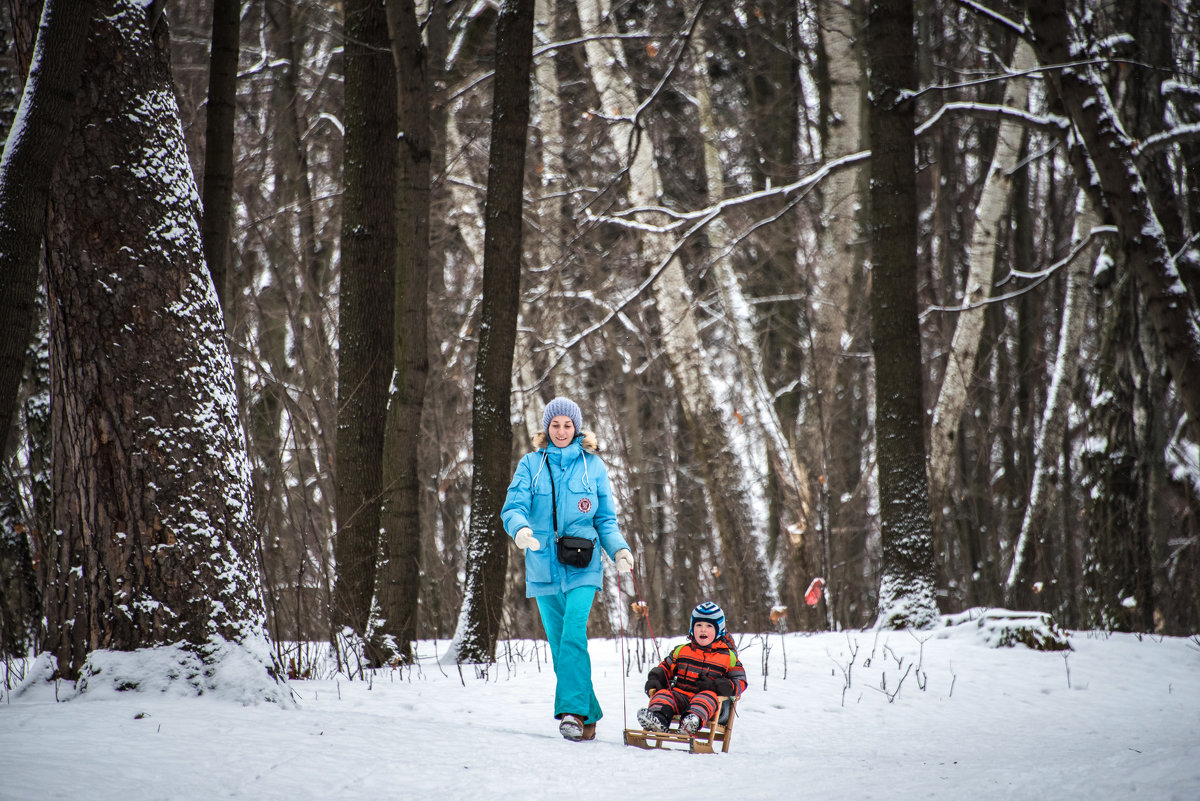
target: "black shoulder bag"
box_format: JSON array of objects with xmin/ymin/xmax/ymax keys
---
[{"xmin": 549, "ymin": 464, "xmax": 594, "ymax": 568}]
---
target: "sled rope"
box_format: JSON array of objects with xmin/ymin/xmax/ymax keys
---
[
  {"xmin": 629, "ymin": 570, "xmax": 662, "ymax": 662},
  {"xmin": 617, "ymin": 567, "xmax": 628, "ymax": 728}
]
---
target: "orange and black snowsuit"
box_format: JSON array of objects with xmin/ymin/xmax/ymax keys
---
[{"xmin": 645, "ymin": 635, "xmax": 747, "ymax": 724}]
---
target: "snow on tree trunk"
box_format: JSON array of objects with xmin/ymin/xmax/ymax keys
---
[
  {"xmin": 578, "ymin": 0, "xmax": 771, "ymax": 630},
  {"xmin": 928, "ymin": 40, "xmax": 1035, "ymax": 513},
  {"xmin": 40, "ymin": 1, "xmax": 283, "ymax": 701}
]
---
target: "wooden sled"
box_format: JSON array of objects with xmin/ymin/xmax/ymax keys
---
[{"xmin": 623, "ymin": 695, "xmax": 738, "ymax": 754}]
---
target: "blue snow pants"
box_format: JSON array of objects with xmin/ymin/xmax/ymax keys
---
[{"xmin": 536, "ymin": 586, "xmax": 602, "ymax": 723}]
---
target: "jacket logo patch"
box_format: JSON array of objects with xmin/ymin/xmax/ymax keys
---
[{"xmin": 577, "ymin": 498, "xmax": 592, "ymax": 513}]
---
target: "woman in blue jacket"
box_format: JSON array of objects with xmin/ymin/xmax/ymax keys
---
[{"xmin": 502, "ymin": 396, "xmax": 634, "ymax": 741}]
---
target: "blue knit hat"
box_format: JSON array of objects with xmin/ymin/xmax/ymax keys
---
[
  {"xmin": 543, "ymin": 397, "xmax": 582, "ymax": 434},
  {"xmin": 690, "ymin": 601, "xmax": 726, "ymax": 638}
]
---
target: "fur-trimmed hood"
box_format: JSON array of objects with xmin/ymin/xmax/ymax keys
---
[{"xmin": 532, "ymin": 429, "xmax": 599, "ymax": 452}]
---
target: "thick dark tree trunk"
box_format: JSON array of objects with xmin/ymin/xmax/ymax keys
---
[
  {"xmin": 0, "ymin": 0, "xmax": 90, "ymax": 454},
  {"xmin": 373, "ymin": 0, "xmax": 431, "ymax": 664},
  {"xmin": 41, "ymin": 1, "xmax": 276, "ymax": 694},
  {"xmin": 866, "ymin": 0, "xmax": 938, "ymax": 629},
  {"xmin": 455, "ymin": 0, "xmax": 535, "ymax": 662},
  {"xmin": 331, "ymin": 0, "xmax": 397, "ymax": 641},
  {"xmin": 200, "ymin": 0, "xmax": 240, "ymax": 310}
]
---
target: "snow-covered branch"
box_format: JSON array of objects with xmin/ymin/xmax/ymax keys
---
[
  {"xmin": 1135, "ymin": 122, "xmax": 1200, "ymax": 158},
  {"xmin": 585, "ymin": 150, "xmax": 870, "ymax": 233},
  {"xmin": 915, "ymin": 101, "xmax": 1068, "ymax": 138}
]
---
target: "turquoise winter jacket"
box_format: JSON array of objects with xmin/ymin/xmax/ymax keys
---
[{"xmin": 502, "ymin": 433, "xmax": 629, "ymax": 598}]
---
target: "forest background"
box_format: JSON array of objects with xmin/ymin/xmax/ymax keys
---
[{"xmin": 1, "ymin": 0, "xmax": 1199, "ymax": 689}]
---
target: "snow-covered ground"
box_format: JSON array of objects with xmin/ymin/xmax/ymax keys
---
[{"xmin": 3, "ymin": 620, "xmax": 1198, "ymax": 801}]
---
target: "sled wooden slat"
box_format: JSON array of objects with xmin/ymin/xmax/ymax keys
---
[{"xmin": 623, "ymin": 696, "xmax": 737, "ymax": 754}]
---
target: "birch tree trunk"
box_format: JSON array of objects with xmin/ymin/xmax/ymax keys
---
[
  {"xmin": 42, "ymin": 0, "xmax": 280, "ymax": 698},
  {"xmin": 927, "ymin": 41, "xmax": 1035, "ymax": 521},
  {"xmin": 812, "ymin": 0, "xmax": 868, "ymax": 628},
  {"xmin": 578, "ymin": 0, "xmax": 771, "ymax": 630},
  {"xmin": 691, "ymin": 29, "xmax": 815, "ymax": 619}
]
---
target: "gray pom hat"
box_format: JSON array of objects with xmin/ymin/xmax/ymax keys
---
[{"xmin": 543, "ymin": 396, "xmax": 582, "ymax": 434}]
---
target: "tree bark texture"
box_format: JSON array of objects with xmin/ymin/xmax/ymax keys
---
[
  {"xmin": 866, "ymin": 0, "xmax": 938, "ymax": 629},
  {"xmin": 41, "ymin": 0, "xmax": 272, "ymax": 684},
  {"xmin": 374, "ymin": 0, "xmax": 431, "ymax": 663},
  {"xmin": 454, "ymin": 0, "xmax": 534, "ymax": 662},
  {"xmin": 199, "ymin": 0, "xmax": 240, "ymax": 311},
  {"xmin": 0, "ymin": 0, "xmax": 91, "ymax": 455},
  {"xmin": 331, "ymin": 0, "xmax": 397, "ymax": 638}
]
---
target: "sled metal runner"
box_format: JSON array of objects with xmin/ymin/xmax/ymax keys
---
[{"xmin": 623, "ymin": 696, "xmax": 738, "ymax": 754}]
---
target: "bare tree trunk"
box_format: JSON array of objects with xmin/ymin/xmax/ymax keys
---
[
  {"xmin": 1005, "ymin": 198, "xmax": 1101, "ymax": 606},
  {"xmin": 42, "ymin": 0, "xmax": 279, "ymax": 696},
  {"xmin": 332, "ymin": 0, "xmax": 397, "ymax": 639},
  {"xmin": 577, "ymin": 0, "xmax": 771, "ymax": 631},
  {"xmin": 374, "ymin": 0, "xmax": 432, "ymax": 664},
  {"xmin": 866, "ymin": 0, "xmax": 937, "ymax": 629},
  {"xmin": 199, "ymin": 0, "xmax": 239, "ymax": 311},
  {"xmin": 452, "ymin": 0, "xmax": 535, "ymax": 662},
  {"xmin": 0, "ymin": 0, "xmax": 90, "ymax": 454}
]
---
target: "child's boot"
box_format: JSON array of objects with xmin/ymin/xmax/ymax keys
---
[
  {"xmin": 680, "ymin": 713, "xmax": 702, "ymax": 735},
  {"xmin": 637, "ymin": 707, "xmax": 670, "ymax": 732}
]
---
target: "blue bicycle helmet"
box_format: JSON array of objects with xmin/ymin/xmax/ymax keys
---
[{"xmin": 690, "ymin": 601, "xmax": 726, "ymax": 639}]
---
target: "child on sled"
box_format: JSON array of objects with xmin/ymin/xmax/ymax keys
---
[{"xmin": 636, "ymin": 601, "xmax": 747, "ymax": 735}]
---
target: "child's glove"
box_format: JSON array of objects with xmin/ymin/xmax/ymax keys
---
[
  {"xmin": 695, "ymin": 675, "xmax": 735, "ymax": 696},
  {"xmin": 514, "ymin": 527, "xmax": 539, "ymax": 551},
  {"xmin": 614, "ymin": 548, "xmax": 634, "ymax": 573},
  {"xmin": 644, "ymin": 666, "xmax": 668, "ymax": 694}
]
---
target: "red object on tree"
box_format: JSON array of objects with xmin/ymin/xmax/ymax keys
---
[{"xmin": 805, "ymin": 578, "xmax": 825, "ymax": 606}]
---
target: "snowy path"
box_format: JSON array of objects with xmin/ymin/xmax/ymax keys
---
[{"xmin": 3, "ymin": 629, "xmax": 1198, "ymax": 800}]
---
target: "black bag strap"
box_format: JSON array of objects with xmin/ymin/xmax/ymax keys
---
[{"xmin": 547, "ymin": 457, "xmax": 559, "ymax": 537}]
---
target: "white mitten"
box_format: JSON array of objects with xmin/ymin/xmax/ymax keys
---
[
  {"xmin": 515, "ymin": 527, "xmax": 540, "ymax": 551},
  {"xmin": 614, "ymin": 548, "xmax": 634, "ymax": 574}
]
